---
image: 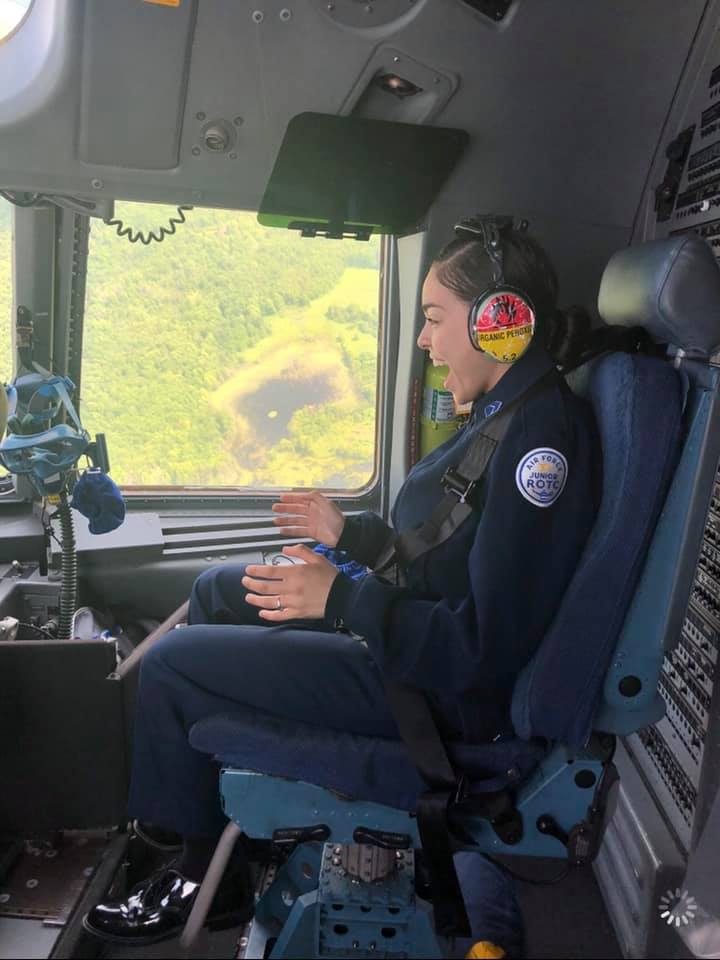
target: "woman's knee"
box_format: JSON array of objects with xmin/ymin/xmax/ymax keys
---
[
  {"xmin": 138, "ymin": 624, "xmax": 213, "ymax": 684},
  {"xmin": 192, "ymin": 563, "xmax": 247, "ymax": 600},
  {"xmin": 189, "ymin": 563, "xmax": 250, "ymax": 625},
  {"xmin": 139, "ymin": 624, "xmax": 239, "ymax": 684}
]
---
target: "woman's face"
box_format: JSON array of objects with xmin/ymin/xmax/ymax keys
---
[{"xmin": 417, "ymin": 265, "xmax": 511, "ymax": 405}]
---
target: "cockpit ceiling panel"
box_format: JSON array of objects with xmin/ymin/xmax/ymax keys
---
[{"xmin": 0, "ymin": 0, "xmax": 708, "ymax": 231}]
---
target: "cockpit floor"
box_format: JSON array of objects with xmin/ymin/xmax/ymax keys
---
[{"xmin": 100, "ymin": 857, "xmax": 623, "ymax": 959}]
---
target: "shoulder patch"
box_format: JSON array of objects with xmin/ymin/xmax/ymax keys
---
[
  {"xmin": 515, "ymin": 447, "xmax": 568, "ymax": 507},
  {"xmin": 484, "ymin": 400, "xmax": 503, "ymax": 419}
]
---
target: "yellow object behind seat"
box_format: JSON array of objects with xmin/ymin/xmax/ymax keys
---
[{"xmin": 465, "ymin": 942, "xmax": 506, "ymax": 959}]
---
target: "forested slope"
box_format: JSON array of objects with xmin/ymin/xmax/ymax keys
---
[{"xmin": 0, "ymin": 201, "xmax": 381, "ymax": 490}]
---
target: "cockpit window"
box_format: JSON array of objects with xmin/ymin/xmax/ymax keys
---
[
  {"xmin": 0, "ymin": 197, "xmax": 11, "ymax": 381},
  {"xmin": 83, "ymin": 204, "xmax": 382, "ymax": 493},
  {"xmin": 0, "ymin": 0, "xmax": 32, "ymax": 43}
]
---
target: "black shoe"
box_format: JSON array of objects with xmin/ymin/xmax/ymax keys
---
[
  {"xmin": 131, "ymin": 819, "xmax": 183, "ymax": 852},
  {"xmin": 82, "ymin": 863, "xmax": 253, "ymax": 946}
]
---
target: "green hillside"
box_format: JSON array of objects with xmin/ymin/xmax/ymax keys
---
[{"xmin": 0, "ymin": 203, "xmax": 380, "ymax": 490}]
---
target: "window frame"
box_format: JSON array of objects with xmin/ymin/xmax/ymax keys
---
[
  {"xmin": 0, "ymin": 0, "xmax": 33, "ymax": 46},
  {"xmin": 81, "ymin": 223, "xmax": 392, "ymax": 514}
]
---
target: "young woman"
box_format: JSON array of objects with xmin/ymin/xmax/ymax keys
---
[{"xmin": 84, "ymin": 221, "xmax": 600, "ymax": 953}]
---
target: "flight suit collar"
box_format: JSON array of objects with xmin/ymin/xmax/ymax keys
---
[{"xmin": 470, "ymin": 342, "xmax": 557, "ymax": 426}]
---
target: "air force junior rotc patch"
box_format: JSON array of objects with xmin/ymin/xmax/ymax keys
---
[{"xmin": 515, "ymin": 448, "xmax": 568, "ymax": 507}]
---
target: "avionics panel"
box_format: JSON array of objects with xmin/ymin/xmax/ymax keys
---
[
  {"xmin": 626, "ymin": 465, "xmax": 720, "ymax": 853},
  {"xmin": 627, "ymin": 28, "xmax": 720, "ymax": 867}
]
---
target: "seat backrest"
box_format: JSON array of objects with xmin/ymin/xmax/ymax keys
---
[
  {"xmin": 512, "ymin": 235, "xmax": 720, "ymax": 749},
  {"xmin": 593, "ymin": 358, "xmax": 720, "ymax": 734}
]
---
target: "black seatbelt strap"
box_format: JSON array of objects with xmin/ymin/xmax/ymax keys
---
[
  {"xmin": 373, "ymin": 368, "xmax": 560, "ymax": 576},
  {"xmin": 382, "ymin": 676, "xmax": 471, "ymax": 935}
]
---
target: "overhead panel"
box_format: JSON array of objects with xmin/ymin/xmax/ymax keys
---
[
  {"xmin": 0, "ymin": 0, "xmax": 708, "ymax": 230},
  {"xmin": 78, "ymin": 0, "xmax": 196, "ymax": 170}
]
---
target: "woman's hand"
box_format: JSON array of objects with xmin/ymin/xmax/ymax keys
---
[
  {"xmin": 271, "ymin": 490, "xmax": 345, "ymax": 547},
  {"xmin": 242, "ymin": 544, "xmax": 340, "ymax": 621}
]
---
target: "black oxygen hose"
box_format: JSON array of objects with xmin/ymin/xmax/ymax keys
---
[{"xmin": 57, "ymin": 489, "xmax": 77, "ymax": 641}]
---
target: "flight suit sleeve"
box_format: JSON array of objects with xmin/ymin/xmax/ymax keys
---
[
  {"xmin": 335, "ymin": 512, "xmax": 395, "ymax": 568},
  {"xmin": 324, "ymin": 403, "xmax": 597, "ymax": 694}
]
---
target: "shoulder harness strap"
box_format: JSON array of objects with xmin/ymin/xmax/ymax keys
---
[{"xmin": 374, "ymin": 367, "xmax": 559, "ymax": 576}]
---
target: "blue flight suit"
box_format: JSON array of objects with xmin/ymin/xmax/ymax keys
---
[
  {"xmin": 127, "ymin": 341, "xmax": 599, "ymax": 952},
  {"xmin": 326, "ymin": 340, "xmax": 601, "ymax": 741}
]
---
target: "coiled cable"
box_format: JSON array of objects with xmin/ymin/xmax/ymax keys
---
[
  {"xmin": 103, "ymin": 205, "xmax": 193, "ymax": 245},
  {"xmin": 57, "ymin": 489, "xmax": 77, "ymax": 641}
]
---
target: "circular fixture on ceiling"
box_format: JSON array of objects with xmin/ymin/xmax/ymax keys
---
[
  {"xmin": 315, "ymin": 0, "xmax": 426, "ymax": 33},
  {"xmin": 0, "ymin": 0, "xmax": 33, "ymax": 45}
]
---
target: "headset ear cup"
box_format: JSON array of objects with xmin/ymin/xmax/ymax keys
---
[{"xmin": 468, "ymin": 287, "xmax": 536, "ymax": 363}]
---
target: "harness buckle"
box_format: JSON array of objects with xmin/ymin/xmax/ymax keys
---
[{"xmin": 441, "ymin": 467, "xmax": 476, "ymax": 504}]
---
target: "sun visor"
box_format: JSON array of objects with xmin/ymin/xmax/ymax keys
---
[{"xmin": 258, "ymin": 112, "xmax": 469, "ymax": 239}]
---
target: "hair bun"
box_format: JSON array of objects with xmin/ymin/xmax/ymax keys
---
[{"xmin": 546, "ymin": 305, "xmax": 592, "ymax": 367}]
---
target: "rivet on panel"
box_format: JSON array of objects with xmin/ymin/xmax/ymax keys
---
[
  {"xmin": 280, "ymin": 8, "xmax": 291, "ymax": 20},
  {"xmin": 252, "ymin": 10, "xmax": 264, "ymax": 22},
  {"xmin": 91, "ymin": 179, "xmax": 103, "ymax": 190},
  {"xmin": 196, "ymin": 111, "xmax": 206, "ymax": 121}
]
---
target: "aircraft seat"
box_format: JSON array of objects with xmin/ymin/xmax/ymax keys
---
[{"xmin": 181, "ymin": 235, "xmax": 720, "ymax": 957}]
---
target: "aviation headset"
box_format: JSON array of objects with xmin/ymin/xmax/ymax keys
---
[{"xmin": 453, "ymin": 214, "xmax": 536, "ymax": 364}]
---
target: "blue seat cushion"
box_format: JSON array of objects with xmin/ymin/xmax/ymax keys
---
[
  {"xmin": 190, "ymin": 706, "xmax": 548, "ymax": 812},
  {"xmin": 512, "ymin": 353, "xmax": 683, "ymax": 747}
]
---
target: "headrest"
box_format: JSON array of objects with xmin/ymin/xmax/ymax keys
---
[{"xmin": 598, "ymin": 235, "xmax": 720, "ymax": 358}]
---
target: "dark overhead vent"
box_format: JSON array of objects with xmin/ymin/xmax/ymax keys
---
[{"xmin": 458, "ymin": 0, "xmax": 513, "ymax": 21}]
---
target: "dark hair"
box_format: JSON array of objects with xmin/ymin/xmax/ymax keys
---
[{"xmin": 433, "ymin": 228, "xmax": 586, "ymax": 365}]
